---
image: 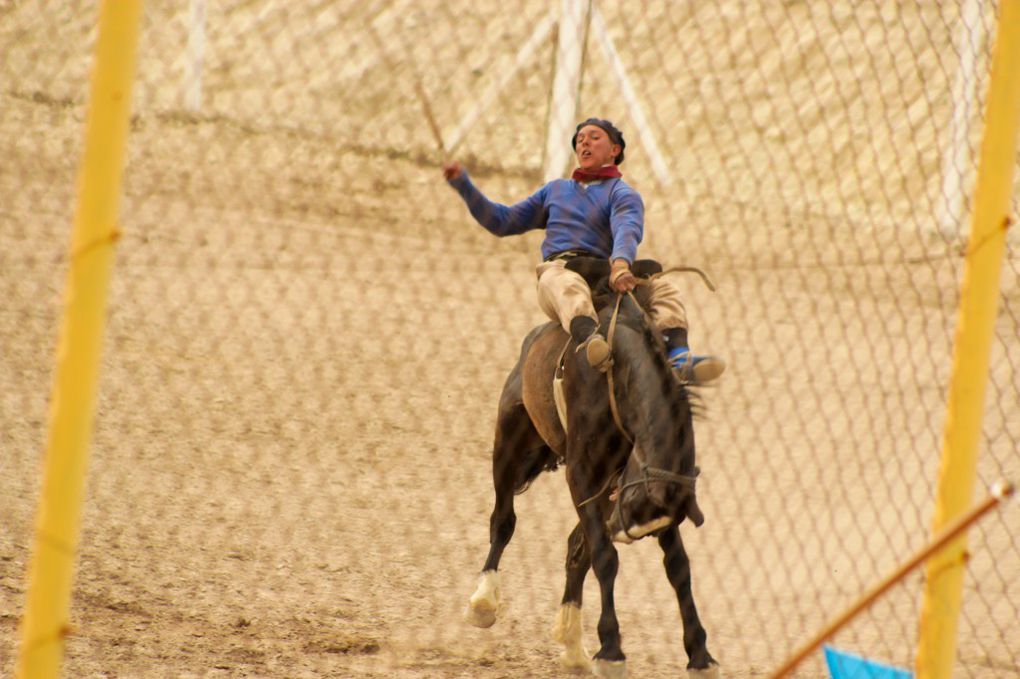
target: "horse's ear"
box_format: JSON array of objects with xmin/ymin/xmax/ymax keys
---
[{"xmin": 685, "ymin": 495, "xmax": 705, "ymax": 527}]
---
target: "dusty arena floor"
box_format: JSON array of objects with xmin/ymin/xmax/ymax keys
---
[
  {"xmin": 2, "ymin": 2, "xmax": 1019, "ymax": 677},
  {"xmin": 3, "ymin": 92, "xmax": 1018, "ymax": 678}
]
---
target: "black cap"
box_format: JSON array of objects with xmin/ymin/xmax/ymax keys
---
[{"xmin": 571, "ymin": 118, "xmax": 626, "ymax": 164}]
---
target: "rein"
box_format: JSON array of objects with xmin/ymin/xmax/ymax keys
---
[
  {"xmin": 604, "ymin": 292, "xmax": 631, "ymax": 443},
  {"xmin": 603, "ymin": 291, "xmax": 700, "ymax": 531},
  {"xmin": 608, "ymin": 292, "xmax": 701, "ymax": 540},
  {"xmin": 575, "ymin": 267, "xmax": 713, "ymax": 522},
  {"xmin": 575, "ymin": 293, "xmax": 637, "ymax": 509}
]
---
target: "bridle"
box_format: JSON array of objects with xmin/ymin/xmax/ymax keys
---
[{"xmin": 577, "ymin": 277, "xmax": 708, "ymax": 540}]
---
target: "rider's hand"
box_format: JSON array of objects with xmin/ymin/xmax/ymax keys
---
[
  {"xmin": 610, "ymin": 259, "xmax": 638, "ymax": 292},
  {"xmin": 442, "ymin": 161, "xmax": 463, "ymax": 180}
]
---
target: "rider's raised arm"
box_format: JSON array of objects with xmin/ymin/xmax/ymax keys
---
[
  {"xmin": 607, "ymin": 182, "xmax": 644, "ymax": 264},
  {"xmin": 446, "ymin": 170, "xmax": 549, "ymax": 237}
]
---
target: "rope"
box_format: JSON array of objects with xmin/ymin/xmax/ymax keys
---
[
  {"xmin": 577, "ymin": 470, "xmax": 621, "ymax": 508},
  {"xmin": 657, "ymin": 265, "xmax": 717, "ymax": 292},
  {"xmin": 621, "ymin": 264, "xmax": 716, "ymax": 292},
  {"xmin": 571, "ymin": 267, "xmax": 710, "ymax": 512},
  {"xmin": 605, "ymin": 293, "xmax": 632, "ymax": 445}
]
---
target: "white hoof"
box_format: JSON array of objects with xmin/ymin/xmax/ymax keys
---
[
  {"xmin": 593, "ymin": 658, "xmax": 627, "ymax": 678},
  {"xmin": 464, "ymin": 570, "xmax": 500, "ymax": 628},
  {"xmin": 559, "ymin": 647, "xmax": 593, "ymax": 672},
  {"xmin": 611, "ymin": 516, "xmax": 672, "ymax": 544},
  {"xmin": 550, "ymin": 604, "xmax": 591, "ymax": 671},
  {"xmin": 464, "ymin": 599, "xmax": 497, "ymax": 628},
  {"xmin": 688, "ymin": 662, "xmax": 721, "ymax": 679}
]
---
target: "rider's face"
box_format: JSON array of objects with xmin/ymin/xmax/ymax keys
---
[{"xmin": 574, "ymin": 125, "xmax": 621, "ymax": 171}]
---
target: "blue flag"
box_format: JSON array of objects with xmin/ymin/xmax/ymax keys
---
[{"xmin": 823, "ymin": 645, "xmax": 913, "ymax": 679}]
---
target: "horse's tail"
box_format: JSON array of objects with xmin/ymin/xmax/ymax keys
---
[{"xmin": 514, "ymin": 444, "xmax": 559, "ymax": 495}]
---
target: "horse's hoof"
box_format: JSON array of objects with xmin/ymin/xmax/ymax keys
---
[
  {"xmin": 551, "ymin": 604, "xmax": 591, "ymax": 671},
  {"xmin": 464, "ymin": 599, "xmax": 498, "ymax": 628},
  {"xmin": 558, "ymin": 648, "xmax": 592, "ymax": 672},
  {"xmin": 464, "ymin": 570, "xmax": 500, "ymax": 628},
  {"xmin": 593, "ymin": 658, "xmax": 627, "ymax": 678},
  {"xmin": 688, "ymin": 661, "xmax": 721, "ymax": 679}
]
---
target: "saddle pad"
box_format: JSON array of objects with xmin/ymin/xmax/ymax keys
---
[
  {"xmin": 552, "ymin": 337, "xmax": 571, "ymax": 433},
  {"xmin": 553, "ymin": 373, "xmax": 568, "ymax": 433}
]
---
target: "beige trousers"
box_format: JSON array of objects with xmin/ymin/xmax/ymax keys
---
[{"xmin": 535, "ymin": 259, "xmax": 688, "ymax": 334}]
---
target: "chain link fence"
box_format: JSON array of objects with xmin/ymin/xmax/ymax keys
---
[{"xmin": 2, "ymin": 1, "xmax": 1018, "ymax": 676}]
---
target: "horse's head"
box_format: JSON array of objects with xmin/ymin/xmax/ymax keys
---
[{"xmin": 600, "ymin": 298, "xmax": 704, "ymax": 544}]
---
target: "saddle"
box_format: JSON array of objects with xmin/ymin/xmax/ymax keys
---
[
  {"xmin": 564, "ymin": 256, "xmax": 662, "ymax": 313},
  {"xmin": 563, "ymin": 256, "xmax": 663, "ymax": 288}
]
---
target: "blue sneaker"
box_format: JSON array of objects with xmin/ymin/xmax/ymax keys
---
[{"xmin": 668, "ymin": 348, "xmax": 726, "ymax": 384}]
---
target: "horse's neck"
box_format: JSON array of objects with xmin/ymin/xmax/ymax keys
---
[{"xmin": 600, "ymin": 300, "xmax": 654, "ymax": 344}]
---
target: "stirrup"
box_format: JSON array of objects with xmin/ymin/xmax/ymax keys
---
[
  {"xmin": 576, "ymin": 332, "xmax": 612, "ymax": 372},
  {"xmin": 670, "ymin": 349, "xmax": 726, "ymax": 384}
]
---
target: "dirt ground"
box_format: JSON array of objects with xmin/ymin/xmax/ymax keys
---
[{"xmin": 2, "ymin": 1, "xmax": 1019, "ymax": 678}]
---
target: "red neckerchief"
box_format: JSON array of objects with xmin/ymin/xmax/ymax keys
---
[{"xmin": 571, "ymin": 165, "xmax": 622, "ymax": 183}]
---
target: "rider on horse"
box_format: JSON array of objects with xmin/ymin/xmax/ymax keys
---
[{"xmin": 443, "ymin": 117, "xmax": 724, "ymax": 384}]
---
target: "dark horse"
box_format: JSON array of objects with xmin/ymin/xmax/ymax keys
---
[{"xmin": 465, "ymin": 259, "xmax": 719, "ymax": 678}]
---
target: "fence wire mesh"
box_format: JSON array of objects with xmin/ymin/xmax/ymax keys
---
[{"xmin": 2, "ymin": 1, "xmax": 1018, "ymax": 677}]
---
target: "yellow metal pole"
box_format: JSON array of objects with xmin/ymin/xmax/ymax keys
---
[
  {"xmin": 16, "ymin": 1, "xmax": 143, "ymax": 677},
  {"xmin": 916, "ymin": 2, "xmax": 1020, "ymax": 678}
]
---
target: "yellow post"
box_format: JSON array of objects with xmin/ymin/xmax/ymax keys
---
[
  {"xmin": 916, "ymin": 2, "xmax": 1020, "ymax": 678},
  {"xmin": 16, "ymin": 1, "xmax": 143, "ymax": 677}
]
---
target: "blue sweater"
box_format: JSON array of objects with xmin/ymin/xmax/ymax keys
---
[{"xmin": 448, "ymin": 171, "xmax": 645, "ymax": 263}]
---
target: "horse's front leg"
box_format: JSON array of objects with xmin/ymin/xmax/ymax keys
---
[
  {"xmin": 551, "ymin": 521, "xmax": 592, "ymax": 671},
  {"xmin": 658, "ymin": 526, "xmax": 719, "ymax": 677},
  {"xmin": 576, "ymin": 501, "xmax": 626, "ymax": 678}
]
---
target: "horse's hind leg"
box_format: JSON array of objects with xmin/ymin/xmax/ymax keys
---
[
  {"xmin": 466, "ymin": 398, "xmax": 555, "ymax": 628},
  {"xmin": 658, "ymin": 526, "xmax": 719, "ymax": 677},
  {"xmin": 465, "ymin": 442, "xmax": 516, "ymax": 628},
  {"xmin": 551, "ymin": 521, "xmax": 592, "ymax": 671}
]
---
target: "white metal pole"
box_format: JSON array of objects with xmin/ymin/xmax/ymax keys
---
[
  {"xmin": 936, "ymin": 0, "xmax": 985, "ymax": 238},
  {"xmin": 590, "ymin": 4, "xmax": 671, "ymax": 187},
  {"xmin": 543, "ymin": 0, "xmax": 589, "ymax": 182},
  {"xmin": 185, "ymin": 0, "xmax": 207, "ymax": 112}
]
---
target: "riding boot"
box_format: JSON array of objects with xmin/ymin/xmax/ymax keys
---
[
  {"xmin": 570, "ymin": 316, "xmax": 611, "ymax": 372},
  {"xmin": 663, "ymin": 327, "xmax": 726, "ymax": 384}
]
